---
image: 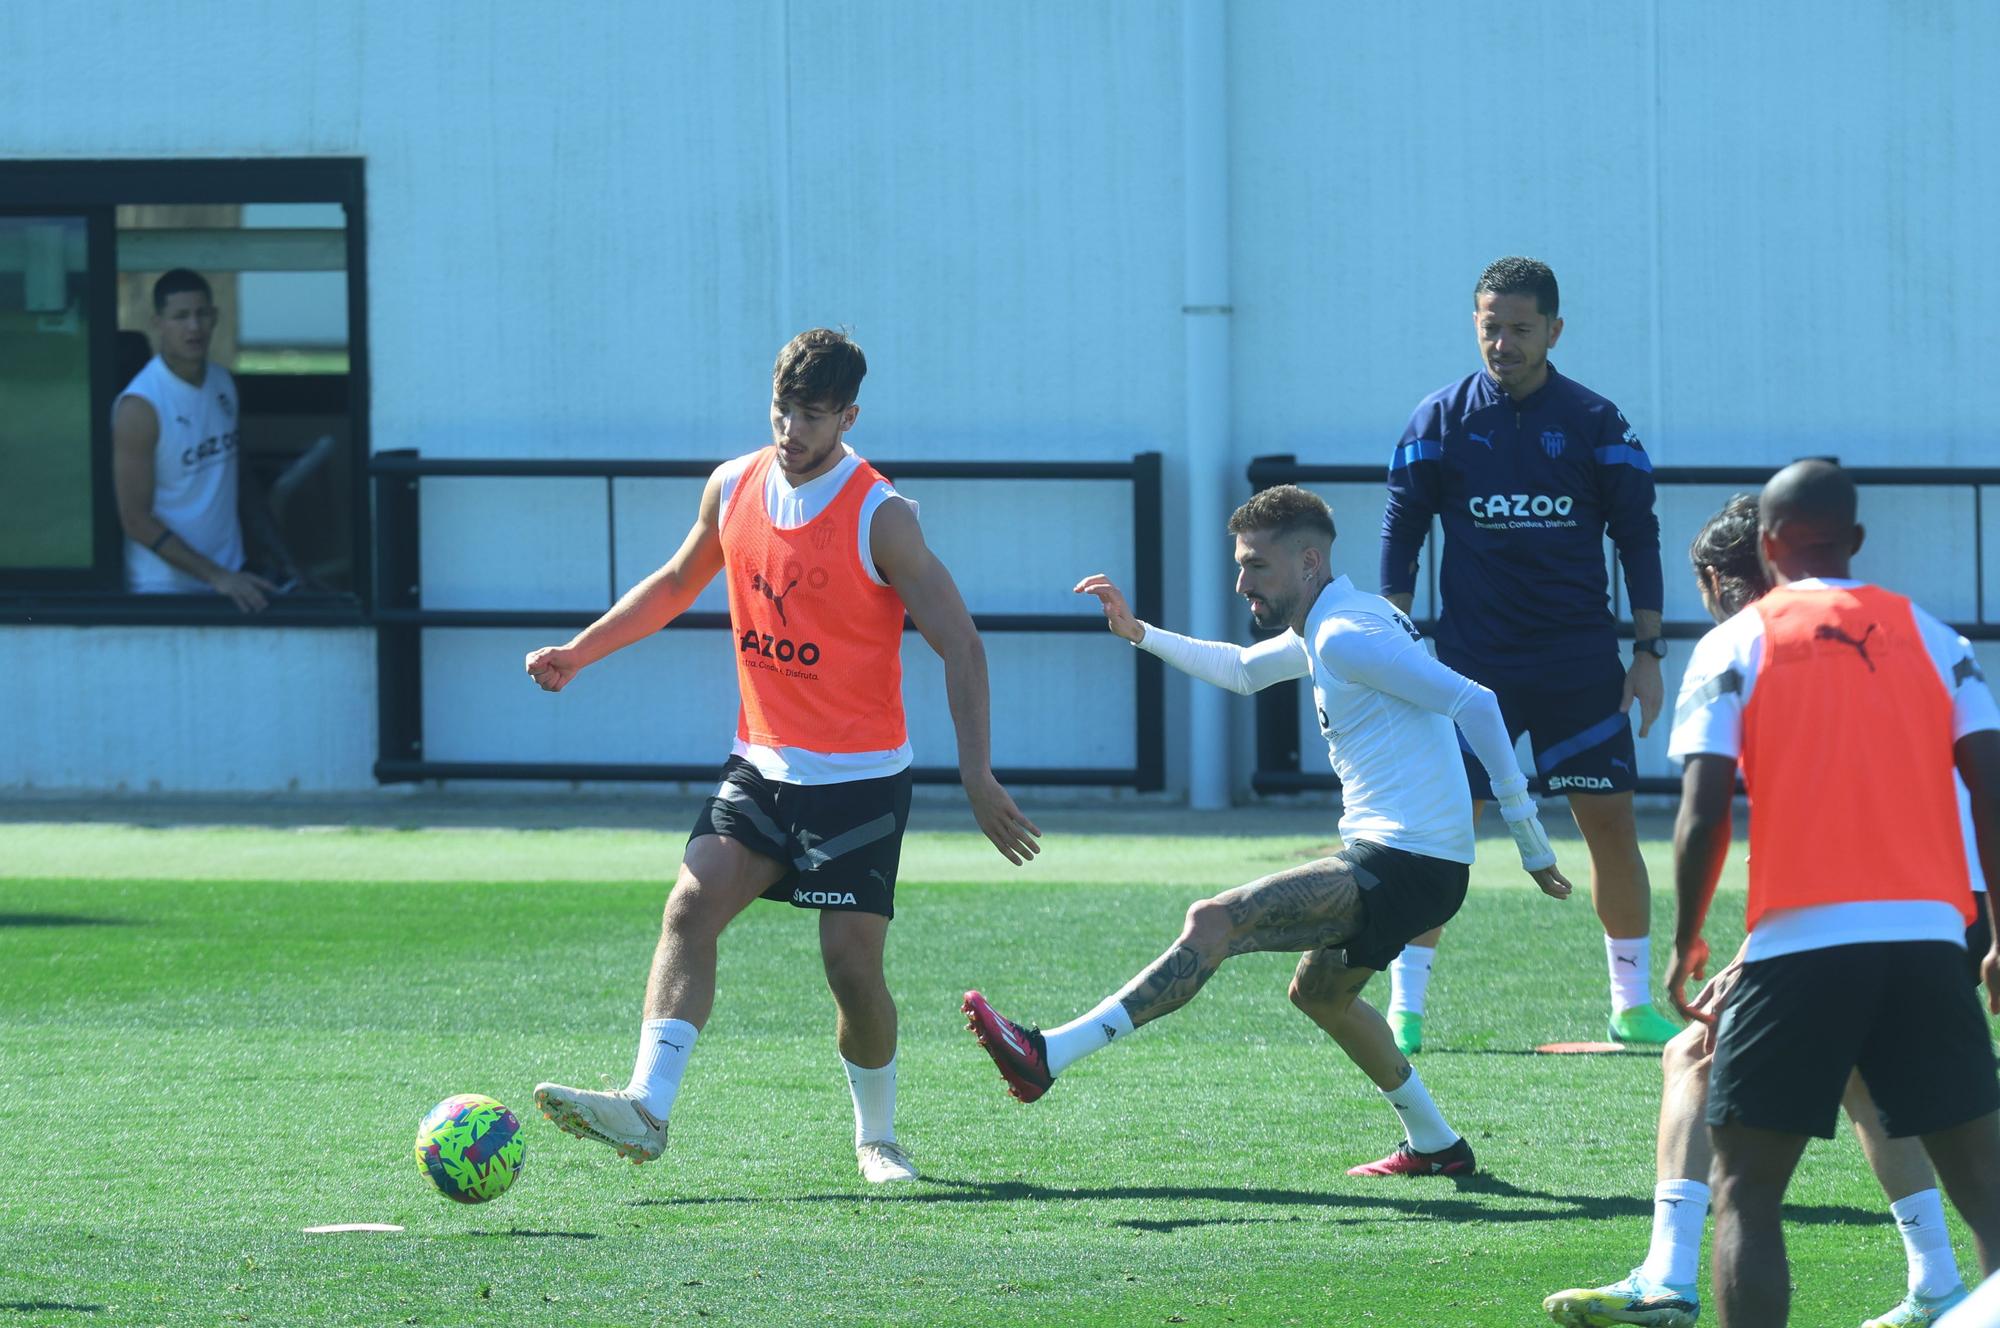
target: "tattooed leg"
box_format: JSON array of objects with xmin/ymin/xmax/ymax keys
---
[
  {"xmin": 1114, "ymin": 857, "xmax": 1369, "ymax": 1028},
  {"xmin": 1289, "ymin": 949, "xmax": 1408, "ymax": 1089}
]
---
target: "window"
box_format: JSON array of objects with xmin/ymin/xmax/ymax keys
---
[{"xmin": 0, "ymin": 160, "xmax": 368, "ymax": 621}]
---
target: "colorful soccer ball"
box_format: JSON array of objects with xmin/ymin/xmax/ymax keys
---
[{"xmin": 414, "ymin": 1094, "xmax": 524, "ymax": 1204}]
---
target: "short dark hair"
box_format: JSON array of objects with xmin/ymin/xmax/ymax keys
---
[
  {"xmin": 1228, "ymin": 485, "xmax": 1335, "ymax": 544},
  {"xmin": 1688, "ymin": 493, "xmax": 1767, "ymax": 615},
  {"xmin": 773, "ymin": 328, "xmax": 867, "ymax": 409},
  {"xmin": 1474, "ymin": 256, "xmax": 1559, "ymax": 318},
  {"xmin": 152, "ymin": 268, "xmax": 213, "ymax": 313}
]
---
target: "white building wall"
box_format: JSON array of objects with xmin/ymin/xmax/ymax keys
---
[
  {"xmin": 7, "ymin": 628, "xmax": 374, "ymax": 791},
  {"xmin": 2, "ymin": 1, "xmax": 1993, "ymax": 794}
]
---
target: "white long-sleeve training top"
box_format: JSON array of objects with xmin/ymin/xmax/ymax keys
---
[{"xmin": 1136, "ymin": 575, "xmax": 1528, "ymax": 865}]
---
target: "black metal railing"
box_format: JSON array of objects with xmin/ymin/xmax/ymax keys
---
[
  {"xmin": 371, "ymin": 451, "xmax": 1165, "ymax": 789},
  {"xmin": 1245, "ymin": 455, "xmax": 2000, "ymax": 795}
]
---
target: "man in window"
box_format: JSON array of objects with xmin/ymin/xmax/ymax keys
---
[{"xmin": 113, "ymin": 268, "xmax": 275, "ymax": 612}]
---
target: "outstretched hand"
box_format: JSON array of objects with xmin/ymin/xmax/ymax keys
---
[
  {"xmin": 1530, "ymin": 864, "xmax": 1573, "ymax": 900},
  {"xmin": 964, "ymin": 769, "xmax": 1042, "ymax": 865},
  {"xmin": 525, "ymin": 645, "xmax": 584, "ymax": 693},
  {"xmin": 1073, "ymin": 574, "xmax": 1144, "ymax": 643}
]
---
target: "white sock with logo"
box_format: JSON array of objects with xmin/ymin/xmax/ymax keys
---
[
  {"xmin": 627, "ymin": 1018, "xmax": 698, "ymax": 1118},
  {"xmin": 842, "ymin": 1053, "xmax": 897, "ymax": 1146},
  {"xmin": 1891, "ymin": 1188, "xmax": 1961, "ymax": 1299},
  {"xmin": 1388, "ymin": 945, "xmax": 1435, "ymax": 1016},
  {"xmin": 1606, "ymin": 935, "xmax": 1651, "ymax": 1013},
  {"xmin": 1042, "ymin": 994, "xmax": 1136, "ymax": 1076},
  {"xmin": 1638, "ymin": 1178, "xmax": 1710, "ymax": 1288},
  {"xmin": 1380, "ymin": 1068, "xmax": 1457, "ymax": 1154}
]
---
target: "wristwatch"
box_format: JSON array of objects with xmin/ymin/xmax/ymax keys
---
[{"xmin": 1632, "ymin": 637, "xmax": 1668, "ymax": 659}]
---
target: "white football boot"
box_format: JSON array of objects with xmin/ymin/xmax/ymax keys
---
[
  {"xmin": 533, "ymin": 1081, "xmax": 668, "ymax": 1164},
  {"xmin": 856, "ymin": 1138, "xmax": 918, "ymax": 1184}
]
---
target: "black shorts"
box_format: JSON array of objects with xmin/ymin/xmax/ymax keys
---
[
  {"xmin": 1969, "ymin": 904, "xmax": 1992, "ymax": 986},
  {"xmin": 689, "ymin": 756, "xmax": 914, "ymax": 919},
  {"xmin": 1707, "ymin": 940, "xmax": 2000, "ymax": 1139},
  {"xmin": 1331, "ymin": 839, "xmax": 1471, "ymax": 972},
  {"xmin": 1440, "ymin": 649, "xmax": 1637, "ymax": 798}
]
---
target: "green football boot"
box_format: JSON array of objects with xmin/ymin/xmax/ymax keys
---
[{"xmin": 1608, "ymin": 1003, "xmax": 1681, "ymax": 1045}]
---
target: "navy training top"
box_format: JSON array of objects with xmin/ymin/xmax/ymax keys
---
[{"xmin": 1378, "ymin": 365, "xmax": 1662, "ymax": 682}]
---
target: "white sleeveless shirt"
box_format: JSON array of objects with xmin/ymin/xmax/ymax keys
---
[{"xmin": 117, "ymin": 355, "xmax": 244, "ymax": 593}]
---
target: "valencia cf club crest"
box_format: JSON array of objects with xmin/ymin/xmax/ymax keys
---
[{"xmin": 1540, "ymin": 429, "xmax": 1566, "ymax": 459}]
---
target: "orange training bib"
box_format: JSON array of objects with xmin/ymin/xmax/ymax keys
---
[{"xmin": 719, "ymin": 449, "xmax": 908, "ymax": 753}]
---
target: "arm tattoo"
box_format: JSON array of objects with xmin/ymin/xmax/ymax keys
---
[{"xmin": 1116, "ymin": 944, "xmax": 1217, "ymax": 1028}]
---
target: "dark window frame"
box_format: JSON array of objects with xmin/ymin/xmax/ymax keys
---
[
  {"xmin": 0, "ymin": 158, "xmax": 370, "ymax": 624},
  {"xmin": 0, "ymin": 202, "xmax": 118, "ymax": 589}
]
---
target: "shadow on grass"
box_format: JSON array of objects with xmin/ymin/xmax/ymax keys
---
[
  {"xmin": 1441, "ymin": 1047, "xmax": 1661, "ymax": 1058},
  {"xmin": 1, "ymin": 1305, "xmax": 105, "ymax": 1314},
  {"xmin": 0, "ymin": 914, "xmax": 128, "ymax": 928},
  {"xmin": 464, "ymin": 1229, "xmax": 598, "ymax": 1240},
  {"xmin": 631, "ymin": 1171, "xmax": 1881, "ymax": 1230}
]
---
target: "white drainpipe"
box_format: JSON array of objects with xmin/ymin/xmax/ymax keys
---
[{"xmin": 1181, "ymin": 0, "xmax": 1232, "ymax": 810}]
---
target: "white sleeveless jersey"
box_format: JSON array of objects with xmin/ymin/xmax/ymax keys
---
[
  {"xmin": 117, "ymin": 355, "xmax": 244, "ymax": 593},
  {"xmin": 1303, "ymin": 577, "xmax": 1477, "ymax": 863}
]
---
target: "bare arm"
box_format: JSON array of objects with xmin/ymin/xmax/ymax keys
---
[
  {"xmin": 1955, "ymin": 729, "xmax": 2000, "ymax": 1012},
  {"xmin": 1669, "ymin": 753, "xmax": 1737, "ymax": 1022},
  {"xmin": 1623, "ymin": 607, "xmax": 1666, "ymax": 737},
  {"xmin": 113, "ymin": 396, "xmax": 272, "ymax": 612},
  {"xmin": 872, "ymin": 497, "xmax": 1040, "ymax": 865},
  {"xmin": 524, "ymin": 468, "xmax": 727, "ymax": 692}
]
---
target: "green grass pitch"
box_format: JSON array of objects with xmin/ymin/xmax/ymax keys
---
[{"xmin": 0, "ymin": 820, "xmax": 1987, "ymax": 1326}]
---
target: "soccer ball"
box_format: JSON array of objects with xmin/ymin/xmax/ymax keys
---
[{"xmin": 414, "ymin": 1094, "xmax": 525, "ymax": 1204}]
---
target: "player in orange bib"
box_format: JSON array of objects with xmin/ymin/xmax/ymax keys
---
[
  {"xmin": 1666, "ymin": 461, "xmax": 2000, "ymax": 1326},
  {"xmin": 524, "ymin": 329, "xmax": 1041, "ymax": 1184}
]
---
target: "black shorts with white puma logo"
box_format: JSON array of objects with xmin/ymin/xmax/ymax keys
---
[{"xmin": 690, "ymin": 756, "xmax": 913, "ymax": 918}]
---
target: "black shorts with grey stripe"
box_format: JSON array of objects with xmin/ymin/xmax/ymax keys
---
[{"xmin": 690, "ymin": 756, "xmax": 914, "ymax": 918}]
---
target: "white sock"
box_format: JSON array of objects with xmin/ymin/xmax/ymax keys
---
[
  {"xmin": 1380, "ymin": 1068, "xmax": 1457, "ymax": 1153},
  {"xmin": 1388, "ymin": 945, "xmax": 1435, "ymax": 1016},
  {"xmin": 1043, "ymin": 994, "xmax": 1136, "ymax": 1076},
  {"xmin": 1607, "ymin": 935, "xmax": 1651, "ymax": 1013},
  {"xmin": 1638, "ymin": 1178, "xmax": 1710, "ymax": 1288},
  {"xmin": 843, "ymin": 1053, "xmax": 897, "ymax": 1147},
  {"xmin": 627, "ymin": 1018, "xmax": 698, "ymax": 1118},
  {"xmin": 1891, "ymin": 1188, "xmax": 1962, "ymax": 1299}
]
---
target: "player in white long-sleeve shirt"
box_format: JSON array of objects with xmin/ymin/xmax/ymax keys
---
[{"xmin": 962, "ymin": 485, "xmax": 1573, "ymax": 1176}]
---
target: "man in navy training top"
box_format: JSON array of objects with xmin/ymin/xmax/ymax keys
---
[{"xmin": 1378, "ymin": 256, "xmax": 1675, "ymax": 1050}]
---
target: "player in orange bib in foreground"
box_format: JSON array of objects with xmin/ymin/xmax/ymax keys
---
[
  {"xmin": 526, "ymin": 329, "xmax": 1040, "ymax": 1184},
  {"xmin": 1665, "ymin": 462, "xmax": 2000, "ymax": 1326},
  {"xmin": 1544, "ymin": 493, "xmax": 1996, "ymax": 1328}
]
